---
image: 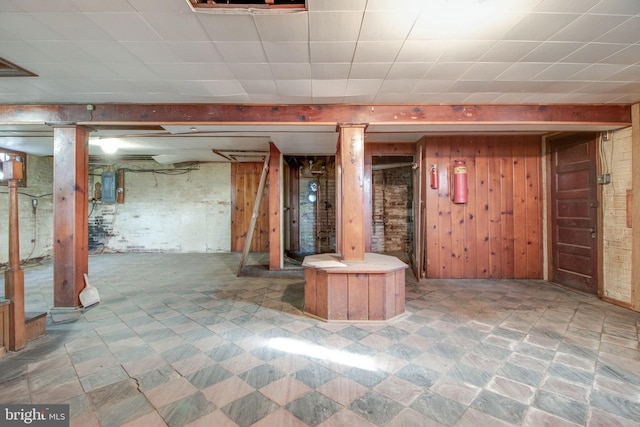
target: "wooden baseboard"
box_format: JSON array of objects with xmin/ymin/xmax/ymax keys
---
[
  {"xmin": 25, "ymin": 312, "xmax": 47, "ymax": 341},
  {"xmin": 601, "ymin": 295, "xmax": 635, "ymax": 311}
]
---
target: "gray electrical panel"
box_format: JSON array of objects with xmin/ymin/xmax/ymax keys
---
[{"xmin": 101, "ymin": 171, "xmax": 116, "ymax": 203}]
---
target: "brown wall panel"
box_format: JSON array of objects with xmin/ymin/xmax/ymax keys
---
[
  {"xmin": 231, "ymin": 162, "xmax": 270, "ymax": 252},
  {"xmin": 420, "ymin": 135, "xmax": 542, "ymax": 279}
]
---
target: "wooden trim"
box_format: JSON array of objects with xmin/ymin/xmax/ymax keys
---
[
  {"xmin": 269, "ymin": 142, "xmax": 282, "ymax": 270},
  {"xmin": 632, "ymin": 104, "xmax": 640, "ymax": 311},
  {"xmin": 0, "ymin": 104, "xmax": 631, "ymax": 127},
  {"xmin": 601, "ymin": 295, "xmax": 634, "ymax": 310}
]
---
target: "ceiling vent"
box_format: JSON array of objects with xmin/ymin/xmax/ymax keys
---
[
  {"xmin": 0, "ymin": 57, "xmax": 37, "ymax": 78},
  {"xmin": 189, "ymin": 0, "xmax": 305, "ymax": 10}
]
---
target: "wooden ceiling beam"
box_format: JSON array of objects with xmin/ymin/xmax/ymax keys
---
[{"xmin": 0, "ymin": 104, "xmax": 631, "ymax": 127}]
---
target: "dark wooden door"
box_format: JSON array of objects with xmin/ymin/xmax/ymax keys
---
[{"xmin": 550, "ymin": 133, "xmax": 598, "ymax": 293}]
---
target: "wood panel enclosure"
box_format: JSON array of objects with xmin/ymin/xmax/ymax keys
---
[
  {"xmin": 417, "ymin": 135, "xmax": 543, "ymax": 279},
  {"xmin": 231, "ymin": 162, "xmax": 270, "ymax": 252}
]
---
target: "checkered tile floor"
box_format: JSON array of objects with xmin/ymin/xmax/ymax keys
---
[{"xmin": 1, "ymin": 253, "xmax": 640, "ymax": 426}]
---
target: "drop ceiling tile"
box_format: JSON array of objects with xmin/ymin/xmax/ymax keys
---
[
  {"xmin": 271, "ymin": 63, "xmax": 311, "ymax": 79},
  {"xmin": 104, "ymin": 62, "xmax": 163, "ymax": 80},
  {"xmin": 462, "ymin": 92, "xmax": 504, "ymax": 104},
  {"xmin": 603, "ymin": 44, "xmax": 640, "ymax": 65},
  {"xmin": 386, "ymin": 62, "xmax": 432, "ymax": 79},
  {"xmin": 520, "ymin": 42, "xmax": 583, "ymax": 62},
  {"xmin": 229, "ymin": 63, "xmax": 273, "ymax": 80},
  {"xmin": 456, "ymin": 12, "xmax": 529, "ymax": 41},
  {"xmin": 276, "ymin": 79, "xmax": 311, "ymax": 96},
  {"xmin": 345, "ymin": 79, "xmax": 383, "ymax": 95},
  {"xmin": 29, "ymin": 41, "xmax": 95, "ymax": 63},
  {"xmin": 312, "ymin": 79, "xmax": 347, "ymax": 97},
  {"xmin": 198, "ymin": 14, "xmax": 259, "ymax": 42},
  {"xmin": 151, "ymin": 63, "xmax": 235, "ymax": 80},
  {"xmin": 215, "ymin": 42, "xmax": 267, "ymax": 63},
  {"xmin": 423, "ymin": 63, "xmax": 473, "ymax": 80},
  {"xmin": 495, "ymin": 63, "xmax": 551, "ymax": 81},
  {"xmin": 141, "ymin": 13, "xmax": 210, "ymax": 42},
  {"xmin": 202, "ymin": 80, "xmax": 247, "ymax": 97},
  {"xmin": 127, "ymin": 0, "xmax": 192, "ymax": 13},
  {"xmin": 84, "ymin": 12, "xmax": 160, "ymax": 41},
  {"xmin": 308, "ymin": 11, "xmax": 363, "ymax": 42},
  {"xmin": 120, "ymin": 42, "xmax": 185, "ymax": 63},
  {"xmin": 412, "ymin": 79, "xmax": 454, "ymax": 93},
  {"xmin": 68, "ymin": 0, "xmax": 136, "ymax": 12},
  {"xmin": 254, "ymin": 12, "xmax": 309, "ymax": 42},
  {"xmin": 378, "ymin": 79, "xmax": 419, "ymax": 93},
  {"xmin": 396, "ymin": 40, "xmax": 448, "ymax": 63},
  {"xmin": 561, "ymin": 43, "xmax": 627, "ymax": 64},
  {"xmin": 307, "ymin": 0, "xmax": 366, "ymax": 12},
  {"xmin": 602, "ymin": 65, "xmax": 640, "ymax": 81},
  {"xmin": 0, "ymin": 42, "xmax": 54, "ymax": 63},
  {"xmin": 263, "ymin": 42, "xmax": 310, "ymax": 63},
  {"xmin": 343, "ymin": 94, "xmax": 376, "ymax": 103},
  {"xmin": 533, "ymin": 0, "xmax": 599, "ymax": 13},
  {"xmin": 460, "ymin": 63, "xmax": 513, "ymax": 80},
  {"xmin": 480, "ymin": 41, "xmax": 541, "ymax": 62},
  {"xmin": 549, "ymin": 14, "xmax": 630, "ymax": 42},
  {"xmin": 311, "ymin": 63, "xmax": 351, "ymax": 80},
  {"xmin": 597, "ymin": 17, "xmax": 640, "ymax": 44},
  {"xmin": 578, "ymin": 81, "xmax": 633, "ymax": 94},
  {"xmin": 503, "ymin": 13, "xmax": 580, "ymax": 41},
  {"xmin": 352, "ymin": 41, "xmax": 403, "ymax": 63},
  {"xmin": 167, "ymin": 42, "xmax": 225, "ymax": 63},
  {"xmin": 348, "ymin": 63, "xmax": 392, "ymax": 79},
  {"xmin": 310, "ymin": 42, "xmax": 357, "ymax": 63},
  {"xmin": 0, "ymin": 2, "xmax": 22, "ymax": 11},
  {"xmin": 437, "ymin": 40, "xmax": 495, "ymax": 62},
  {"xmin": 0, "ymin": 12, "xmax": 68, "ymax": 41},
  {"xmin": 530, "ymin": 63, "xmax": 588, "ymax": 80},
  {"xmin": 359, "ymin": 11, "xmax": 418, "ymax": 41},
  {"xmin": 589, "ymin": 0, "xmax": 640, "ymax": 15},
  {"xmin": 75, "ymin": 41, "xmax": 142, "ymax": 63},
  {"xmin": 10, "ymin": 0, "xmax": 77, "ymax": 12},
  {"xmin": 447, "ymin": 80, "xmax": 490, "ymax": 92},
  {"xmin": 240, "ymin": 79, "xmax": 277, "ymax": 93}
]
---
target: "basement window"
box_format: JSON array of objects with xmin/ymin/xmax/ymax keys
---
[
  {"xmin": 0, "ymin": 150, "xmax": 27, "ymax": 187},
  {"xmin": 190, "ymin": 0, "xmax": 305, "ymax": 10},
  {"xmin": 0, "ymin": 57, "xmax": 36, "ymax": 78}
]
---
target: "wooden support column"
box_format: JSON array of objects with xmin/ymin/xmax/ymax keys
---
[
  {"xmin": 269, "ymin": 142, "xmax": 283, "ymax": 270},
  {"xmin": 3, "ymin": 156, "xmax": 25, "ymax": 350},
  {"xmin": 632, "ymin": 104, "xmax": 640, "ymax": 311},
  {"xmin": 337, "ymin": 125, "xmax": 366, "ymax": 261},
  {"xmin": 53, "ymin": 126, "xmax": 89, "ymax": 308}
]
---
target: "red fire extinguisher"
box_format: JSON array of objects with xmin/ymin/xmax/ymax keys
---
[
  {"xmin": 453, "ymin": 159, "xmax": 468, "ymax": 204},
  {"xmin": 430, "ymin": 164, "xmax": 439, "ymax": 189}
]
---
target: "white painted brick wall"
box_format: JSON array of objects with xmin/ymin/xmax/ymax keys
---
[
  {"xmin": 602, "ymin": 127, "xmax": 632, "ymax": 303},
  {"xmin": 90, "ymin": 161, "xmax": 231, "ymax": 253},
  {"xmin": 0, "ymin": 154, "xmax": 54, "ymax": 264}
]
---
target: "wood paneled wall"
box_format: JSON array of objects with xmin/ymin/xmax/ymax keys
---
[
  {"xmin": 418, "ymin": 135, "xmax": 542, "ymax": 279},
  {"xmin": 231, "ymin": 162, "xmax": 269, "ymax": 252}
]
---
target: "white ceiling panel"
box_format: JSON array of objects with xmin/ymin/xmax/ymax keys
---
[{"xmin": 1, "ymin": 0, "xmax": 639, "ymax": 159}]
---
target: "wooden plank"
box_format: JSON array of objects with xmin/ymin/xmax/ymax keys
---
[
  {"xmin": 230, "ymin": 164, "xmax": 239, "ymax": 251},
  {"xmin": 438, "ymin": 138, "xmax": 452, "ymax": 278},
  {"xmin": 500, "ymin": 140, "xmax": 515, "ymax": 278},
  {"xmin": 347, "ymin": 273, "xmax": 368, "ymax": 320},
  {"xmin": 394, "ymin": 269, "xmax": 405, "ymax": 316},
  {"xmin": 631, "ymin": 104, "xmax": 640, "ymax": 310},
  {"xmin": 628, "ymin": 190, "xmax": 633, "ymax": 228},
  {"xmin": 450, "ymin": 142, "xmax": 465, "ymax": 278},
  {"xmin": 512, "ymin": 139, "xmax": 528, "ymax": 278},
  {"xmin": 413, "ymin": 140, "xmax": 424, "ymax": 279},
  {"xmin": 328, "ymin": 274, "xmax": 348, "ymax": 320},
  {"xmin": 269, "ymin": 143, "xmax": 282, "ymax": 270},
  {"xmin": 237, "ymin": 153, "xmax": 270, "ymax": 276},
  {"xmin": 316, "ymin": 270, "xmax": 329, "ymax": 319},
  {"xmin": 304, "ymin": 268, "xmax": 317, "ymax": 315},
  {"xmin": 488, "ymin": 141, "xmax": 503, "ymax": 278},
  {"xmin": 339, "ymin": 126, "xmax": 366, "ymax": 261},
  {"xmin": 289, "ymin": 165, "xmax": 300, "ymax": 252},
  {"xmin": 364, "ymin": 145, "xmax": 373, "ymax": 253},
  {"xmin": 368, "ymin": 274, "xmax": 386, "ymax": 320},
  {"xmin": 1, "ymin": 104, "xmax": 630, "ymax": 128},
  {"xmin": 463, "ymin": 139, "xmax": 478, "ymax": 278},
  {"xmin": 524, "ymin": 138, "xmax": 543, "ymax": 278},
  {"xmin": 424, "ymin": 138, "xmax": 440, "ymax": 278},
  {"xmin": 53, "ymin": 126, "xmax": 89, "ymax": 308},
  {"xmin": 474, "ymin": 137, "xmax": 491, "ymax": 278}
]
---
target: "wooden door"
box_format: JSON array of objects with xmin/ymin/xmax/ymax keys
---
[
  {"xmin": 230, "ymin": 162, "xmax": 269, "ymax": 252},
  {"xmin": 550, "ymin": 133, "xmax": 598, "ymax": 293}
]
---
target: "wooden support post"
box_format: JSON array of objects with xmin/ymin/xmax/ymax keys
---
[
  {"xmin": 337, "ymin": 125, "xmax": 367, "ymax": 261},
  {"xmin": 237, "ymin": 152, "xmax": 270, "ymax": 276},
  {"xmin": 632, "ymin": 104, "xmax": 640, "ymax": 311},
  {"xmin": 53, "ymin": 126, "xmax": 89, "ymax": 308},
  {"xmin": 3, "ymin": 156, "xmax": 25, "ymax": 350},
  {"xmin": 269, "ymin": 142, "xmax": 283, "ymax": 270}
]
